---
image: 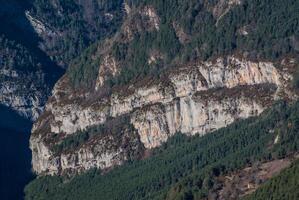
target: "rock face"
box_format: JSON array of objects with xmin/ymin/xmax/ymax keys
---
[
  {"xmin": 120, "ymin": 4, "xmax": 160, "ymax": 42},
  {"xmin": 212, "ymin": 0, "xmax": 242, "ymax": 25},
  {"xmin": 0, "ymin": 69, "xmax": 46, "ymax": 120},
  {"xmin": 25, "ymin": 11, "xmax": 58, "ymax": 37},
  {"xmin": 95, "ymin": 55, "xmax": 119, "ymax": 90},
  {"xmin": 140, "ymin": 6, "xmax": 160, "ymax": 31},
  {"xmin": 30, "ymin": 56, "xmax": 294, "ymax": 175},
  {"xmin": 31, "ymin": 116, "xmax": 144, "ymax": 175}
]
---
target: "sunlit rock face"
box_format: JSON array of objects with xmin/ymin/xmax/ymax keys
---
[{"xmin": 30, "ymin": 55, "xmax": 294, "ymax": 175}]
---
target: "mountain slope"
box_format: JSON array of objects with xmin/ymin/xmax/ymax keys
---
[
  {"xmin": 29, "ymin": 0, "xmax": 125, "ymax": 67},
  {"xmin": 0, "ymin": 34, "xmax": 62, "ymax": 120},
  {"xmin": 66, "ymin": 0, "xmax": 299, "ymax": 89},
  {"xmin": 21, "ymin": 0, "xmax": 299, "ymax": 199},
  {"xmin": 25, "ymin": 101, "xmax": 299, "ymax": 199},
  {"xmin": 29, "ymin": 0, "xmax": 298, "ymax": 176},
  {"xmin": 0, "ymin": 0, "xmax": 125, "ymax": 120},
  {"xmin": 244, "ymin": 159, "xmax": 299, "ymax": 200}
]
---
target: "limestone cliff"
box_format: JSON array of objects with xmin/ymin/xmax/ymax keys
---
[
  {"xmin": 29, "ymin": 0, "xmax": 299, "ymax": 176},
  {"xmin": 30, "ymin": 56, "xmax": 295, "ymax": 175}
]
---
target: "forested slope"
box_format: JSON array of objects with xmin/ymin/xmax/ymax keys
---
[
  {"xmin": 30, "ymin": 0, "xmax": 125, "ymax": 67},
  {"xmin": 67, "ymin": 0, "xmax": 299, "ymax": 89},
  {"xmin": 25, "ymin": 101, "xmax": 299, "ymax": 200},
  {"xmin": 22, "ymin": 0, "xmax": 299, "ymax": 199},
  {"xmin": 244, "ymin": 159, "xmax": 299, "ymax": 200}
]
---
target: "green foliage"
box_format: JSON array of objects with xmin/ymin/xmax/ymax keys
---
[
  {"xmin": 110, "ymin": 34, "xmax": 151, "ymax": 86},
  {"xmin": 102, "ymin": 0, "xmax": 299, "ymax": 88},
  {"xmin": 219, "ymin": 0, "xmax": 299, "ymax": 59},
  {"xmin": 108, "ymin": 23, "xmax": 181, "ymax": 86},
  {"xmin": 244, "ymin": 159, "xmax": 299, "ymax": 200},
  {"xmin": 140, "ymin": 0, "xmax": 299, "ymax": 60},
  {"xmin": 154, "ymin": 24, "xmax": 181, "ymax": 60},
  {"xmin": 52, "ymin": 131, "xmax": 89, "ymax": 155},
  {"xmin": 25, "ymin": 101, "xmax": 299, "ymax": 200},
  {"xmin": 67, "ymin": 42, "xmax": 100, "ymax": 88},
  {"xmin": 66, "ymin": 0, "xmax": 299, "ymax": 88},
  {"xmin": 166, "ymin": 101, "xmax": 299, "ymax": 199}
]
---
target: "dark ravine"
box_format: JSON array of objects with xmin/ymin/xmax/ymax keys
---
[{"xmin": 0, "ymin": 105, "xmax": 34, "ymax": 200}]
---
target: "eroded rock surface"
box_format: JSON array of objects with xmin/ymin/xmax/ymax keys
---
[
  {"xmin": 30, "ymin": 56, "xmax": 294, "ymax": 175},
  {"xmin": 0, "ymin": 64, "xmax": 51, "ymax": 121}
]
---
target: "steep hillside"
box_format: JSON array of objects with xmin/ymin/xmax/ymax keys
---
[
  {"xmin": 25, "ymin": 101, "xmax": 299, "ymax": 199},
  {"xmin": 0, "ymin": 34, "xmax": 61, "ymax": 120},
  {"xmin": 0, "ymin": 0, "xmax": 63, "ymax": 120},
  {"xmin": 30, "ymin": 0, "xmax": 298, "ymax": 176},
  {"xmin": 0, "ymin": 0, "xmax": 125, "ymax": 120},
  {"xmin": 31, "ymin": 55, "xmax": 296, "ymax": 175},
  {"xmin": 21, "ymin": 0, "xmax": 299, "ymax": 199},
  {"xmin": 244, "ymin": 159, "xmax": 299, "ymax": 200},
  {"xmin": 67, "ymin": 0, "xmax": 299, "ymax": 89},
  {"xmin": 29, "ymin": 0, "xmax": 125, "ymax": 67}
]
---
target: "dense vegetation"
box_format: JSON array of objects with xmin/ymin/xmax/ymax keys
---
[
  {"xmin": 67, "ymin": 0, "xmax": 299, "ymax": 88},
  {"xmin": 114, "ymin": 0, "xmax": 299, "ymax": 87},
  {"xmin": 25, "ymin": 100, "xmax": 299, "ymax": 200},
  {"xmin": 244, "ymin": 159, "xmax": 299, "ymax": 200},
  {"xmin": 132, "ymin": 0, "xmax": 299, "ymax": 60},
  {"xmin": 67, "ymin": 42, "xmax": 101, "ymax": 88},
  {"xmin": 31, "ymin": 0, "xmax": 125, "ymax": 67}
]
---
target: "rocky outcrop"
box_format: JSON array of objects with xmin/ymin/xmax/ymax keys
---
[
  {"xmin": 0, "ymin": 66, "xmax": 49, "ymax": 121},
  {"xmin": 120, "ymin": 5, "xmax": 160, "ymax": 42},
  {"xmin": 25, "ymin": 11, "xmax": 58, "ymax": 37},
  {"xmin": 95, "ymin": 55, "xmax": 119, "ymax": 90},
  {"xmin": 30, "ymin": 56, "xmax": 294, "ymax": 175},
  {"xmin": 212, "ymin": 0, "xmax": 242, "ymax": 25},
  {"xmin": 140, "ymin": 6, "xmax": 160, "ymax": 31},
  {"xmin": 173, "ymin": 22, "xmax": 190, "ymax": 44},
  {"xmin": 31, "ymin": 118, "xmax": 143, "ymax": 175}
]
